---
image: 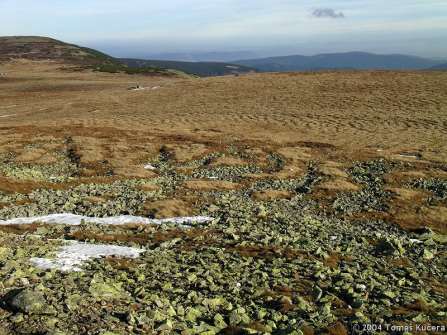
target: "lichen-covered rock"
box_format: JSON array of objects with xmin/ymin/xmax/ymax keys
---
[
  {"xmin": 6, "ymin": 289, "xmax": 47, "ymax": 315},
  {"xmin": 0, "ymin": 153, "xmax": 446, "ymax": 334},
  {"xmin": 89, "ymin": 281, "xmax": 128, "ymax": 300}
]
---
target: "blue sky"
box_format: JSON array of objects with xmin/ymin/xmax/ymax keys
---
[{"xmin": 1, "ymin": 0, "xmax": 447, "ymax": 58}]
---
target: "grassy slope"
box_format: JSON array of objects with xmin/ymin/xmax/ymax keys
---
[
  {"xmin": 0, "ymin": 36, "xmax": 180, "ymax": 76},
  {"xmin": 0, "ymin": 36, "xmax": 116, "ymax": 65}
]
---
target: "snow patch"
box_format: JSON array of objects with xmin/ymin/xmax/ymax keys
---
[
  {"xmin": 31, "ymin": 241, "xmax": 145, "ymax": 272},
  {"xmin": 144, "ymin": 163, "xmax": 157, "ymax": 170},
  {"xmin": 398, "ymin": 154, "xmax": 419, "ymax": 159},
  {"xmin": 129, "ymin": 86, "xmax": 161, "ymax": 91},
  {"xmin": 0, "ymin": 213, "xmax": 214, "ymax": 226}
]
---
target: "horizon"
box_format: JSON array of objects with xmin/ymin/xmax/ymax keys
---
[
  {"xmin": 1, "ymin": 0, "xmax": 447, "ymax": 61},
  {"xmin": 5, "ymin": 35, "xmax": 447, "ymax": 63}
]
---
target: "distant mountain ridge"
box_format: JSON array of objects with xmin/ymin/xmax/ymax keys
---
[
  {"xmin": 430, "ymin": 63, "xmax": 447, "ymax": 70},
  {"xmin": 233, "ymin": 52, "xmax": 444, "ymax": 72},
  {"xmin": 119, "ymin": 58, "xmax": 256, "ymax": 77},
  {"xmin": 2, "ymin": 37, "xmax": 445, "ymax": 75},
  {"xmin": 141, "ymin": 51, "xmax": 258, "ymax": 62}
]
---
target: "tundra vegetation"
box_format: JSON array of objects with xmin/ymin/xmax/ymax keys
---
[
  {"xmin": 0, "ymin": 142, "xmax": 446, "ymax": 335},
  {"xmin": 0, "ymin": 55, "xmax": 446, "ymax": 334}
]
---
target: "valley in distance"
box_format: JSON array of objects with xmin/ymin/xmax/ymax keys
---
[{"xmin": 0, "ymin": 36, "xmax": 446, "ymax": 335}]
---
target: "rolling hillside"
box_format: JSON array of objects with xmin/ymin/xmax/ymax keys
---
[
  {"xmin": 120, "ymin": 58, "xmax": 256, "ymax": 77},
  {"xmin": 0, "ymin": 36, "xmax": 118, "ymax": 66},
  {"xmin": 234, "ymin": 51, "xmax": 443, "ymax": 72},
  {"xmin": 0, "ymin": 36, "xmax": 254, "ymax": 77},
  {"xmin": 0, "ymin": 36, "xmax": 185, "ymax": 76}
]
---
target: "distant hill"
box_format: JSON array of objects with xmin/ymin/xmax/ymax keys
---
[
  {"xmin": 0, "ymin": 36, "xmax": 182, "ymax": 76},
  {"xmin": 233, "ymin": 52, "xmax": 443, "ymax": 72},
  {"xmin": 429, "ymin": 63, "xmax": 447, "ymax": 70},
  {"xmin": 119, "ymin": 58, "xmax": 256, "ymax": 77},
  {"xmin": 0, "ymin": 36, "xmax": 118, "ymax": 66}
]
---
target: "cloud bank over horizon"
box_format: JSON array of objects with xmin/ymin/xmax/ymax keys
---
[{"xmin": 1, "ymin": 0, "xmax": 446, "ymax": 58}]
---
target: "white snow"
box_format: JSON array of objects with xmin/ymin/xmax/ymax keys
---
[
  {"xmin": 144, "ymin": 163, "xmax": 157, "ymax": 170},
  {"xmin": 31, "ymin": 241, "xmax": 145, "ymax": 272},
  {"xmin": 0, "ymin": 213, "xmax": 214, "ymax": 226},
  {"xmin": 398, "ymin": 154, "xmax": 419, "ymax": 159},
  {"xmin": 130, "ymin": 86, "xmax": 161, "ymax": 91}
]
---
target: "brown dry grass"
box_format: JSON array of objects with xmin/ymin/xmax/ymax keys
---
[
  {"xmin": 251, "ymin": 190, "xmax": 293, "ymax": 201},
  {"xmin": 142, "ymin": 199, "xmax": 194, "ymax": 218},
  {"xmin": 0, "ymin": 223, "xmax": 42, "ymax": 234},
  {"xmin": 1, "ymin": 61, "xmax": 446, "ymax": 232},
  {"xmin": 2, "ymin": 62, "xmax": 446, "ymax": 156}
]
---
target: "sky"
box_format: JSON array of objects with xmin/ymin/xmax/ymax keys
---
[{"xmin": 1, "ymin": 0, "xmax": 447, "ymax": 59}]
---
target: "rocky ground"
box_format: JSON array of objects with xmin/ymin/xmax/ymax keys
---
[
  {"xmin": 0, "ymin": 142, "xmax": 446, "ymax": 334},
  {"xmin": 0, "ymin": 63, "xmax": 446, "ymax": 334}
]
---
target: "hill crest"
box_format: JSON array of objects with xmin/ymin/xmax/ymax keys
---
[{"xmin": 0, "ymin": 36, "xmax": 117, "ymax": 66}]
